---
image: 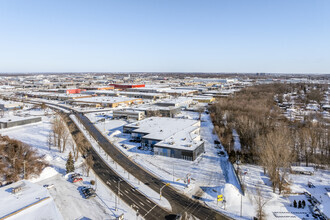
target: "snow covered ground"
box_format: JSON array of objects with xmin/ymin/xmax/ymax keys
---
[
  {"xmin": 0, "ymin": 108, "xmax": 142, "ymax": 220},
  {"xmin": 86, "ymin": 109, "xmax": 243, "ymax": 218},
  {"xmin": 238, "ymin": 164, "xmax": 330, "ymax": 219},
  {"xmin": 86, "ymin": 109, "xmax": 330, "ymax": 220},
  {"xmin": 3, "ymin": 103, "xmax": 329, "ymax": 220}
]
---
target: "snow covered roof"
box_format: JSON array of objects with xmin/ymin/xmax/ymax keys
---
[
  {"xmin": 126, "ymin": 117, "xmax": 203, "ymax": 150},
  {"xmin": 0, "ymin": 115, "xmax": 41, "ymax": 123},
  {"xmin": 0, "ymin": 180, "xmax": 62, "ymax": 219},
  {"xmin": 72, "ymin": 96, "xmax": 140, "ymax": 104}
]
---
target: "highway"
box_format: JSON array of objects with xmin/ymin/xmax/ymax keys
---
[
  {"xmin": 74, "ymin": 112, "xmax": 232, "ymax": 220},
  {"xmin": 65, "ymin": 114, "xmax": 171, "ymax": 220}
]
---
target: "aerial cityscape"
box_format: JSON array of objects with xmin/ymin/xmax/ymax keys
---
[{"xmin": 0, "ymin": 1, "xmax": 329, "ymax": 220}]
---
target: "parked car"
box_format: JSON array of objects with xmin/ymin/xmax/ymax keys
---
[
  {"xmin": 192, "ymin": 195, "xmax": 202, "ymax": 200},
  {"xmin": 81, "ymin": 186, "xmax": 96, "ymax": 199},
  {"xmin": 71, "ymin": 173, "xmax": 81, "ymax": 180},
  {"xmin": 218, "ymin": 151, "xmax": 225, "ymax": 156},
  {"xmin": 73, "ymin": 177, "xmax": 83, "ymax": 183},
  {"xmin": 121, "ymin": 144, "xmax": 128, "ymax": 149}
]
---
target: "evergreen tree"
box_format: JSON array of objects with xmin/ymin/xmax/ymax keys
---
[
  {"xmin": 66, "ymin": 152, "xmax": 75, "ymax": 173},
  {"xmin": 293, "ymin": 200, "xmax": 297, "ymax": 208},
  {"xmin": 298, "ymin": 200, "xmax": 302, "ymax": 209}
]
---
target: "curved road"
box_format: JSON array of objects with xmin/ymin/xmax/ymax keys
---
[
  {"xmin": 65, "ymin": 114, "xmax": 170, "ymax": 220},
  {"xmin": 75, "ymin": 112, "xmax": 232, "ymax": 220}
]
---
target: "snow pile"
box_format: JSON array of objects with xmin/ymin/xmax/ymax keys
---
[
  {"xmin": 222, "ymin": 183, "xmax": 241, "ymax": 207},
  {"xmin": 30, "ymin": 167, "xmax": 59, "ymax": 183}
]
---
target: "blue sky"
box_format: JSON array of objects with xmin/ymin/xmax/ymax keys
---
[{"xmin": 0, "ymin": 0, "xmax": 329, "ymax": 73}]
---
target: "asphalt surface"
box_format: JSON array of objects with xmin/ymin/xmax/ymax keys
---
[
  {"xmin": 75, "ymin": 112, "xmax": 232, "ymax": 220},
  {"xmin": 65, "ymin": 114, "xmax": 170, "ymax": 220}
]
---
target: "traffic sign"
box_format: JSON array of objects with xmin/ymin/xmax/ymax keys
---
[{"xmin": 217, "ymin": 194, "xmax": 223, "ymax": 201}]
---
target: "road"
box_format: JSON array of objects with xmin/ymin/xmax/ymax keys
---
[
  {"xmin": 75, "ymin": 112, "xmax": 232, "ymax": 220},
  {"xmin": 65, "ymin": 114, "xmax": 171, "ymax": 220}
]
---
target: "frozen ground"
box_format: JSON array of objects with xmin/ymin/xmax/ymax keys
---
[{"xmin": 0, "ymin": 108, "xmax": 141, "ymax": 220}]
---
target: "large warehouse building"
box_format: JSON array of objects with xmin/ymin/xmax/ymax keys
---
[{"xmin": 123, "ymin": 117, "xmax": 204, "ymax": 161}]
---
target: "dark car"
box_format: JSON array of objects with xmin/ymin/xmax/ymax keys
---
[
  {"xmin": 218, "ymin": 151, "xmax": 225, "ymax": 156},
  {"xmin": 165, "ymin": 214, "xmax": 182, "ymax": 220},
  {"xmin": 192, "ymin": 195, "xmax": 202, "ymax": 200}
]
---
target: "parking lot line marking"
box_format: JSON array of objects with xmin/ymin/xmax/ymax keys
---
[{"xmin": 146, "ymin": 199, "xmax": 151, "ymax": 204}]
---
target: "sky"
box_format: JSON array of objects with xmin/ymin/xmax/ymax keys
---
[{"xmin": 0, "ymin": 0, "xmax": 329, "ymax": 74}]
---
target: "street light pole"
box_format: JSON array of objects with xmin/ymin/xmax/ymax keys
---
[
  {"xmin": 172, "ymin": 164, "xmax": 174, "ymax": 183},
  {"xmin": 160, "ymin": 183, "xmax": 170, "ymax": 200},
  {"xmin": 115, "ymin": 179, "xmax": 123, "ymax": 211}
]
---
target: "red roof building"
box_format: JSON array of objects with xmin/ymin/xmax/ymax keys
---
[{"xmin": 110, "ymin": 84, "xmax": 145, "ymax": 89}]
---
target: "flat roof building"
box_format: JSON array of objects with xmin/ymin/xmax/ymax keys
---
[
  {"xmin": 113, "ymin": 110, "xmax": 145, "ymax": 120},
  {"xmin": 0, "ymin": 116, "xmax": 42, "ymax": 129},
  {"xmin": 70, "ymin": 96, "xmax": 143, "ymax": 108},
  {"xmin": 123, "ymin": 117, "xmax": 204, "ymax": 161},
  {"xmin": 110, "ymin": 84, "xmax": 145, "ymax": 89},
  {"xmin": 0, "ymin": 100, "xmax": 24, "ymax": 110}
]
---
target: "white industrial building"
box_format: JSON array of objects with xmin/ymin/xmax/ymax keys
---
[{"xmin": 123, "ymin": 117, "xmax": 205, "ymax": 161}]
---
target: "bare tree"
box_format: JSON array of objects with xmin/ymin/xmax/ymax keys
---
[
  {"xmin": 253, "ymin": 185, "xmax": 270, "ymax": 220},
  {"xmin": 51, "ymin": 114, "xmax": 70, "ymax": 153},
  {"xmin": 85, "ymin": 153, "xmax": 94, "ymax": 177},
  {"xmin": 197, "ymin": 106, "xmax": 204, "ymax": 120},
  {"xmin": 256, "ymin": 127, "xmax": 293, "ymax": 194}
]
